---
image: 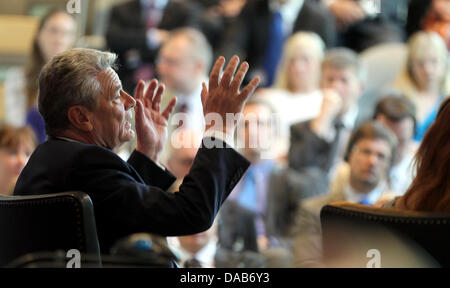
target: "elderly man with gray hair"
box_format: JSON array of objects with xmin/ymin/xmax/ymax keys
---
[{"xmin": 14, "ymin": 48, "xmax": 260, "ymax": 254}]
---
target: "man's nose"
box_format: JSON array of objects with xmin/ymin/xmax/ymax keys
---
[
  {"xmin": 367, "ymin": 153, "xmax": 379, "ymax": 166},
  {"xmin": 16, "ymin": 153, "xmax": 27, "ymax": 169},
  {"xmin": 123, "ymin": 91, "xmax": 136, "ymax": 110}
]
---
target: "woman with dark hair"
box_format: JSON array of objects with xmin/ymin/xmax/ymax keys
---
[
  {"xmin": 4, "ymin": 8, "xmax": 76, "ymax": 142},
  {"xmin": 394, "ymin": 97, "xmax": 450, "ymax": 212},
  {"xmin": 0, "ymin": 125, "xmax": 37, "ymax": 196}
]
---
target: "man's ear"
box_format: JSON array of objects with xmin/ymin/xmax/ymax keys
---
[{"xmin": 67, "ymin": 105, "xmax": 93, "ymax": 131}]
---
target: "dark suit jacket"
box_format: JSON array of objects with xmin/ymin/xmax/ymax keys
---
[
  {"xmin": 332, "ymin": 0, "xmax": 408, "ymax": 52},
  {"xmin": 288, "ymin": 121, "xmax": 333, "ymax": 173},
  {"xmin": 218, "ymin": 0, "xmax": 336, "ymax": 83},
  {"xmin": 14, "ymin": 137, "xmax": 249, "ymax": 253}
]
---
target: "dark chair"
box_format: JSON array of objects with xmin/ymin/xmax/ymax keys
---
[
  {"xmin": 0, "ymin": 192, "xmax": 101, "ymax": 267},
  {"xmin": 320, "ymin": 201, "xmax": 450, "ymax": 268}
]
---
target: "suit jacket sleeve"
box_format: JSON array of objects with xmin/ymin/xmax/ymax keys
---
[
  {"xmin": 70, "ymin": 138, "xmax": 250, "ymax": 249},
  {"xmin": 127, "ymin": 149, "xmax": 175, "ymax": 190},
  {"xmin": 288, "ymin": 121, "xmax": 332, "ymax": 172}
]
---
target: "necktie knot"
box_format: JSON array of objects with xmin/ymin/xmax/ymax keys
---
[{"xmin": 184, "ymin": 257, "xmax": 202, "ymax": 268}]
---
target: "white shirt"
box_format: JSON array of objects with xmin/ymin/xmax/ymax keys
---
[
  {"xmin": 167, "ymin": 237, "xmax": 217, "ymax": 268},
  {"xmin": 169, "ymin": 83, "xmax": 206, "ymax": 134},
  {"xmin": 389, "ymin": 144, "xmax": 416, "ymax": 196},
  {"xmin": 344, "ymin": 179, "xmax": 387, "ymax": 205}
]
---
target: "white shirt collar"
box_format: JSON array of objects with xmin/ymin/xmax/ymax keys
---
[
  {"xmin": 169, "ymin": 238, "xmax": 217, "ymax": 268},
  {"xmin": 54, "ymin": 136, "xmax": 82, "ymax": 143},
  {"xmin": 344, "ymin": 181, "xmax": 387, "ymax": 205},
  {"xmin": 341, "ymin": 106, "xmax": 359, "ymax": 129}
]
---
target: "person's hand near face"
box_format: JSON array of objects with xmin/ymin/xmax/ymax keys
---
[
  {"xmin": 201, "ymin": 56, "xmax": 260, "ymax": 135},
  {"xmin": 134, "ymin": 79, "xmax": 177, "ymax": 162}
]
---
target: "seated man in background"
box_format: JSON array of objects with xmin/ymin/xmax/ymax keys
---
[
  {"xmin": 292, "ymin": 121, "xmax": 397, "ymax": 267},
  {"xmin": 164, "ymin": 130, "xmax": 218, "ymax": 268},
  {"xmin": 373, "ymin": 95, "xmax": 417, "ymax": 196},
  {"xmin": 14, "ymin": 48, "xmax": 260, "ymax": 253},
  {"xmin": 156, "ymin": 28, "xmax": 212, "ymax": 136},
  {"xmin": 289, "ymin": 48, "xmax": 366, "ymax": 177}
]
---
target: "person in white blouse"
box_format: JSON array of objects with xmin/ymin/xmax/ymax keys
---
[{"xmin": 256, "ymin": 32, "xmax": 326, "ymax": 161}]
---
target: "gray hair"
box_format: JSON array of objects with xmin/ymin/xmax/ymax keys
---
[
  {"xmin": 167, "ymin": 27, "xmax": 213, "ymax": 72},
  {"xmin": 38, "ymin": 48, "xmax": 117, "ymax": 134},
  {"xmin": 322, "ymin": 48, "xmax": 367, "ymax": 85}
]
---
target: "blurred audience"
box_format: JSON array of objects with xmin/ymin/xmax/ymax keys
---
[
  {"xmin": 106, "ymin": 0, "xmax": 202, "ymax": 93},
  {"xmin": 218, "ymin": 0, "xmax": 336, "ymax": 87},
  {"xmin": 219, "ymin": 98, "xmax": 327, "ymax": 267},
  {"xmin": 394, "ymin": 98, "xmax": 450, "ymax": 212},
  {"xmin": 289, "ymin": 48, "xmax": 366, "ymax": 177},
  {"xmin": 393, "ymin": 31, "xmax": 450, "ymax": 142},
  {"xmin": 0, "ymin": 125, "xmax": 37, "ymax": 196},
  {"xmin": 325, "ymin": 0, "xmax": 408, "ymax": 52},
  {"xmin": 407, "ymin": 0, "xmax": 450, "ymax": 48},
  {"xmin": 4, "ymin": 8, "xmax": 76, "ymax": 143},
  {"xmin": 257, "ymin": 32, "xmax": 325, "ymax": 160},
  {"xmin": 292, "ymin": 121, "xmax": 397, "ymax": 267}
]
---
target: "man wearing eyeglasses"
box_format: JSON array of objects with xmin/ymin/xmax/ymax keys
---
[{"xmin": 291, "ymin": 121, "xmax": 397, "ymax": 267}]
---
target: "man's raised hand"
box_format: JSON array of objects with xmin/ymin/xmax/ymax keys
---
[
  {"xmin": 134, "ymin": 79, "xmax": 176, "ymax": 162},
  {"xmin": 201, "ymin": 55, "xmax": 260, "ymax": 134}
]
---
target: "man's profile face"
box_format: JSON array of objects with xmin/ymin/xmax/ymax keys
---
[
  {"xmin": 90, "ymin": 68, "xmax": 136, "ymax": 149},
  {"xmin": 348, "ymin": 138, "xmax": 391, "ymax": 190}
]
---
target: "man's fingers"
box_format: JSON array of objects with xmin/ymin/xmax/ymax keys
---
[
  {"xmin": 152, "ymin": 83, "xmax": 165, "ymax": 111},
  {"xmin": 162, "ymin": 97, "xmax": 177, "ymax": 120},
  {"xmin": 209, "ymin": 56, "xmax": 225, "ymax": 91},
  {"xmin": 230, "ymin": 61, "xmax": 249, "ymax": 93},
  {"xmin": 134, "ymin": 99, "xmax": 145, "ymax": 129},
  {"xmin": 239, "ymin": 76, "xmax": 260, "ymax": 102},
  {"xmin": 145, "ymin": 79, "xmax": 158, "ymax": 108},
  {"xmin": 135, "ymin": 80, "xmax": 145, "ymax": 100},
  {"xmin": 201, "ymin": 82, "xmax": 208, "ymax": 106},
  {"xmin": 219, "ymin": 55, "xmax": 239, "ymax": 88}
]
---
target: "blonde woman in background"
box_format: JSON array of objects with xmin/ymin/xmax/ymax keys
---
[
  {"xmin": 393, "ymin": 31, "xmax": 450, "ymax": 142},
  {"xmin": 0, "ymin": 125, "xmax": 37, "ymax": 196},
  {"xmin": 4, "ymin": 8, "xmax": 76, "ymax": 143},
  {"xmin": 256, "ymin": 32, "xmax": 325, "ymax": 162}
]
